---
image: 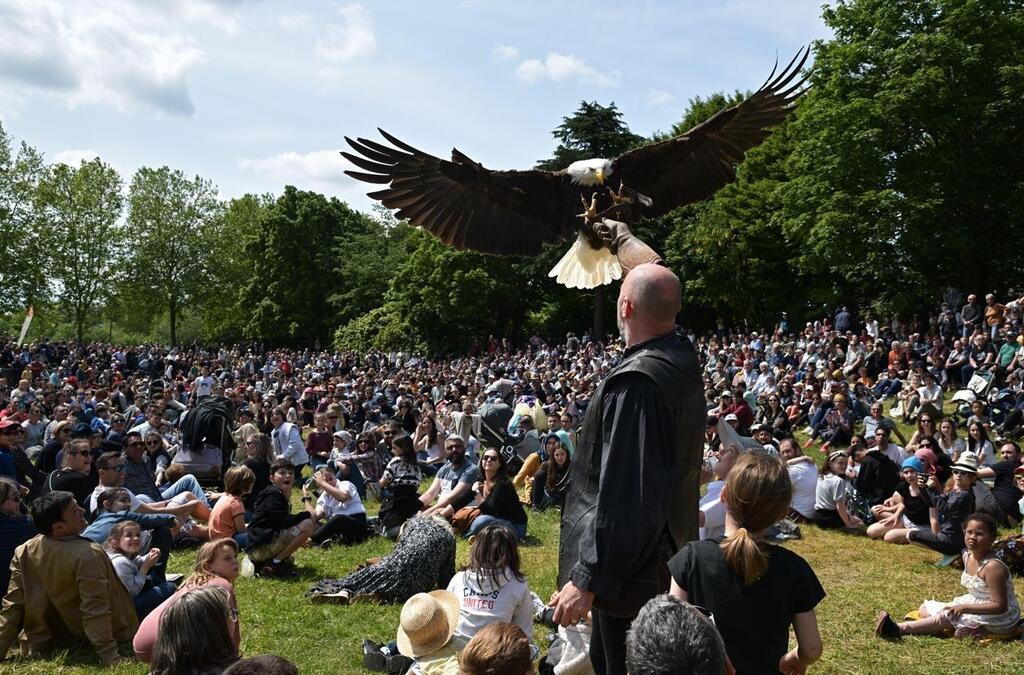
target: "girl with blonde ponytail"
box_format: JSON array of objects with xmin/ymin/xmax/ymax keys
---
[{"xmin": 669, "ymin": 452, "xmax": 825, "ymax": 674}]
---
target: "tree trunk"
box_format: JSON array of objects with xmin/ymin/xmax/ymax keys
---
[
  {"xmin": 76, "ymin": 307, "xmax": 85, "ymax": 346},
  {"xmin": 170, "ymin": 298, "xmax": 177, "ymax": 346}
]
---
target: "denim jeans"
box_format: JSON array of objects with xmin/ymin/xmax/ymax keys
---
[
  {"xmin": 132, "ymin": 579, "xmax": 178, "ymax": 620},
  {"xmin": 160, "ymin": 474, "xmax": 211, "ymax": 507},
  {"xmin": 467, "ymin": 514, "xmax": 526, "ymax": 539}
]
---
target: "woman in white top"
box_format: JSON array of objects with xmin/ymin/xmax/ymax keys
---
[
  {"xmin": 937, "ymin": 418, "xmax": 966, "ymax": 459},
  {"xmin": 965, "ymin": 421, "xmax": 996, "ymax": 466},
  {"xmin": 413, "ymin": 414, "xmax": 445, "ymax": 476}
]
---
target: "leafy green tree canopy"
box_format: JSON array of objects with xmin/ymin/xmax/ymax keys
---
[{"xmin": 34, "ymin": 158, "xmax": 124, "ymax": 343}]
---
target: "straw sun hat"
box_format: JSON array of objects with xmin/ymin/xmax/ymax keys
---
[{"xmin": 396, "ymin": 590, "xmax": 460, "ymax": 658}]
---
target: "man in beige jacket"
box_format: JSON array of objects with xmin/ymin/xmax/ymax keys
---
[{"xmin": 0, "ymin": 491, "xmax": 137, "ymax": 665}]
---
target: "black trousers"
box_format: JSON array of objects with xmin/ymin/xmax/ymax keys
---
[
  {"xmin": 590, "ymin": 609, "xmax": 632, "ymax": 675},
  {"xmin": 311, "ymin": 512, "xmax": 368, "ymax": 544},
  {"xmin": 908, "ymin": 528, "xmax": 963, "ymax": 555},
  {"xmin": 148, "ymin": 524, "xmax": 172, "ymax": 582}
]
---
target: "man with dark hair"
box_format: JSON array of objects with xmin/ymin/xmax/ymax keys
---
[
  {"xmin": 419, "ymin": 434, "xmax": 479, "ymax": 516},
  {"xmin": 625, "ymin": 594, "xmax": 728, "ymax": 675},
  {"xmin": 555, "ymin": 265, "xmax": 704, "ymax": 675},
  {"xmin": 851, "ymin": 441, "xmax": 900, "ymax": 509},
  {"xmin": 129, "ymin": 404, "xmax": 165, "ymax": 438},
  {"xmin": 977, "ymin": 441, "xmax": 1023, "ymax": 523},
  {"xmin": 40, "ymin": 438, "xmax": 97, "ymax": 510},
  {"xmin": 121, "ymin": 431, "xmax": 209, "ymax": 508},
  {"xmin": 0, "ymin": 491, "xmax": 137, "ymax": 664},
  {"xmin": 88, "ymin": 450, "xmax": 202, "ymax": 521}
]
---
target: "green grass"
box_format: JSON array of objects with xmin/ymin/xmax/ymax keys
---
[{"xmin": 8, "ymin": 397, "xmax": 1024, "ymax": 673}]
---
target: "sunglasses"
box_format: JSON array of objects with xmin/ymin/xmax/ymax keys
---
[
  {"xmin": 481, "ymin": 455, "xmax": 500, "ymax": 462},
  {"xmin": 952, "ymin": 469, "xmax": 973, "ymax": 476},
  {"xmin": 126, "ymin": 441, "xmax": 145, "ymax": 448},
  {"xmin": 146, "ymin": 440, "xmax": 162, "ymax": 446},
  {"xmin": 445, "ymin": 445, "xmax": 465, "ymax": 451},
  {"xmin": 101, "ymin": 463, "xmax": 126, "ymax": 472}
]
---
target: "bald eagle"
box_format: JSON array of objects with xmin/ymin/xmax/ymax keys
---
[{"xmin": 342, "ymin": 48, "xmax": 809, "ymax": 289}]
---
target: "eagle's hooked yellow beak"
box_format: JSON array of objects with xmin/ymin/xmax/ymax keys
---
[{"xmin": 595, "ymin": 168, "xmax": 605, "ymax": 184}]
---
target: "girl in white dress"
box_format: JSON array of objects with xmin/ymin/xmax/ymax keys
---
[{"xmin": 876, "ymin": 512, "xmax": 1021, "ymax": 639}]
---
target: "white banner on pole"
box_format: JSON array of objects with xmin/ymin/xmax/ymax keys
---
[{"xmin": 16, "ymin": 306, "xmax": 34, "ymax": 346}]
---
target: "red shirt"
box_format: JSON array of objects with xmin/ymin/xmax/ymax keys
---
[{"xmin": 724, "ymin": 401, "xmax": 754, "ymax": 430}]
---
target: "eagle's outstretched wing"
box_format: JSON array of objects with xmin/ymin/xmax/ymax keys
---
[
  {"xmin": 612, "ymin": 47, "xmax": 810, "ymax": 218},
  {"xmin": 343, "ymin": 130, "xmax": 577, "ymax": 256}
]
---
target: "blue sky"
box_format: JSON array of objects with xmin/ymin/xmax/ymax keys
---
[{"xmin": 0, "ymin": 0, "xmax": 831, "ymax": 213}]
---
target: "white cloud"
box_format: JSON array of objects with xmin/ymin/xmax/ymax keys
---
[
  {"xmin": 492, "ymin": 45, "xmax": 519, "ymax": 62},
  {"xmin": 642, "ymin": 89, "xmax": 676, "ymax": 107},
  {"xmin": 238, "ymin": 149, "xmax": 355, "ymax": 187},
  {"xmin": 53, "ymin": 149, "xmax": 100, "ymax": 166},
  {"xmin": 0, "ymin": 0, "xmax": 207, "ymax": 117},
  {"xmin": 514, "ymin": 53, "xmax": 620, "ymax": 87},
  {"xmin": 278, "ymin": 13, "xmax": 312, "ymax": 31},
  {"xmin": 179, "ymin": 0, "xmax": 245, "ymax": 36},
  {"xmin": 314, "ymin": 4, "xmax": 377, "ymax": 85},
  {"xmin": 238, "ymin": 148, "xmax": 372, "ymax": 207}
]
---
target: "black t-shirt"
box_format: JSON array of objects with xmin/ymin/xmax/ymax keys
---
[
  {"xmin": 668, "ymin": 539, "xmax": 825, "ymax": 674},
  {"xmin": 990, "ymin": 460, "xmax": 1023, "ymax": 517},
  {"xmin": 895, "ymin": 481, "xmax": 930, "ymax": 525},
  {"xmin": 41, "ymin": 468, "xmax": 96, "ymax": 512},
  {"xmin": 242, "ymin": 458, "xmax": 271, "ymax": 511}
]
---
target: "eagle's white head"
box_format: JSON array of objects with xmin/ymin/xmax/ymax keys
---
[{"xmin": 567, "ymin": 158, "xmax": 613, "ymax": 186}]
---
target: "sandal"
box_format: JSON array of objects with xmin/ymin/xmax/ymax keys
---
[
  {"xmin": 310, "ymin": 589, "xmax": 352, "ymax": 605},
  {"xmin": 874, "ymin": 611, "xmax": 901, "ymax": 640}
]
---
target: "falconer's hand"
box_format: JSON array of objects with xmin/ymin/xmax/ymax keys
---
[{"xmin": 551, "ymin": 580, "xmax": 594, "ymax": 626}]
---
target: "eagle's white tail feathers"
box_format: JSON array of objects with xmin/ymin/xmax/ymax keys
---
[{"xmin": 548, "ymin": 235, "xmax": 622, "ymax": 289}]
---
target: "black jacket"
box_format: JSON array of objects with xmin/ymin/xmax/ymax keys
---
[
  {"xmin": 558, "ymin": 330, "xmax": 705, "ymax": 617},
  {"xmin": 246, "ymin": 485, "xmax": 311, "ymax": 549},
  {"xmin": 853, "ymin": 451, "xmax": 900, "ymax": 506},
  {"xmin": 478, "ymin": 478, "xmax": 527, "ymax": 525}
]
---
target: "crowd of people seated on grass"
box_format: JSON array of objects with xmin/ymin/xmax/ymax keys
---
[{"xmin": 0, "ymin": 289, "xmax": 1023, "ymax": 671}]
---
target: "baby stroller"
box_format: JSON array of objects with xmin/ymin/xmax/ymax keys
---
[
  {"xmin": 951, "ymin": 370, "xmax": 1000, "ymax": 429},
  {"xmin": 477, "ymin": 401, "xmax": 523, "ymax": 475},
  {"xmin": 175, "ymin": 396, "xmax": 237, "ymax": 487}
]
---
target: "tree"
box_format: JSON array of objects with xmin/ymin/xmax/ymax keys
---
[
  {"xmin": 780, "ymin": 0, "xmax": 1024, "ymax": 313},
  {"xmin": 242, "ymin": 186, "xmax": 375, "ymax": 346},
  {"xmin": 124, "ymin": 167, "xmax": 222, "ymax": 345},
  {"xmin": 0, "ymin": 123, "xmax": 48, "ymax": 316},
  {"xmin": 536, "ymin": 101, "xmax": 647, "ymax": 171},
  {"xmin": 331, "ymin": 205, "xmax": 414, "ymax": 328},
  {"xmin": 337, "ymin": 229, "xmax": 533, "ymax": 354},
  {"xmin": 201, "ymin": 194, "xmax": 272, "ymax": 341},
  {"xmin": 661, "ymin": 91, "xmax": 809, "ymax": 327},
  {"xmin": 35, "ymin": 158, "xmax": 124, "ymax": 343}
]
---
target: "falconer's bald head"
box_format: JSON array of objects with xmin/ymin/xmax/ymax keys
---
[{"xmin": 617, "ymin": 264, "xmax": 681, "ymax": 346}]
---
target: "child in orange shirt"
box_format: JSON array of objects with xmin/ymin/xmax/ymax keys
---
[{"xmin": 209, "ymin": 465, "xmax": 255, "ymax": 547}]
